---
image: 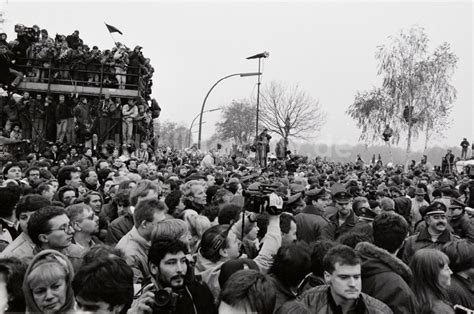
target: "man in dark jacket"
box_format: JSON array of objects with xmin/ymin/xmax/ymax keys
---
[
  {"xmin": 460, "ymin": 138, "xmax": 470, "ymax": 159},
  {"xmin": 403, "ymin": 202, "xmax": 459, "ymax": 264},
  {"xmin": 144, "ymin": 238, "xmax": 216, "ymax": 314},
  {"xmin": 355, "ymin": 212, "xmax": 417, "ymax": 314},
  {"xmin": 269, "ymin": 242, "xmax": 311, "ymax": 312},
  {"xmin": 294, "ymin": 188, "xmax": 330, "ymax": 243},
  {"xmin": 0, "ymin": 44, "xmax": 22, "ymax": 90},
  {"xmin": 322, "ymin": 191, "xmax": 359, "ymax": 241},
  {"xmin": 29, "ymin": 93, "xmax": 46, "ymax": 141},
  {"xmin": 3, "ymin": 96, "xmax": 19, "ymax": 133},
  {"xmin": 55, "ymin": 94, "xmax": 75, "ymax": 143},
  {"xmin": 18, "ymin": 91, "xmax": 32, "ymax": 139},
  {"xmin": 299, "ymin": 245, "xmax": 392, "ymax": 314},
  {"xmin": 447, "ymin": 199, "xmax": 474, "ymax": 241},
  {"xmin": 442, "ymin": 240, "xmax": 474, "ymax": 310},
  {"xmin": 298, "ymin": 240, "xmax": 336, "ymax": 293},
  {"xmin": 105, "ymin": 190, "xmax": 133, "ymax": 245},
  {"xmin": 393, "ymin": 196, "xmax": 412, "ymax": 226}
]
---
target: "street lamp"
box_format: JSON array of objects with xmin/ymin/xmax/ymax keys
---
[
  {"xmin": 188, "ymin": 109, "xmax": 220, "ymax": 147},
  {"xmin": 247, "ymin": 51, "xmax": 269, "ymax": 137},
  {"xmin": 198, "ymin": 72, "xmax": 261, "ymax": 149}
]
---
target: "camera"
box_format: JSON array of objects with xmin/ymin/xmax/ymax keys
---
[
  {"xmin": 152, "ymin": 287, "xmax": 179, "ymax": 312},
  {"xmin": 242, "ymin": 183, "xmax": 286, "ymax": 215}
]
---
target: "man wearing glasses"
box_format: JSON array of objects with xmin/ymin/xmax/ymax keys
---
[
  {"xmin": 27, "ymin": 206, "xmax": 85, "ymax": 271},
  {"xmin": 402, "ymin": 202, "xmax": 460, "ymax": 264},
  {"xmin": 322, "ymin": 191, "xmax": 359, "ymax": 241},
  {"xmin": 67, "ymin": 203, "xmax": 99, "ymax": 250}
]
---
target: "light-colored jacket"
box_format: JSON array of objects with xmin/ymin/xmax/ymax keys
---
[
  {"xmin": 194, "ymin": 215, "xmax": 282, "ymax": 303},
  {"xmin": 195, "ymin": 253, "xmax": 225, "ymax": 304},
  {"xmin": 253, "ymin": 215, "xmax": 281, "ymax": 273},
  {"xmin": 0, "ymin": 232, "xmax": 35, "ymax": 262},
  {"xmin": 116, "ymin": 226, "xmax": 151, "ymax": 284}
]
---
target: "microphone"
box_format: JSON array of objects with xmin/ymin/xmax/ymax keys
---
[{"xmin": 246, "ymin": 51, "xmax": 270, "ymax": 59}]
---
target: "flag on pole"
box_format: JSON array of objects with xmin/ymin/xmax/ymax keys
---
[{"xmin": 105, "ymin": 23, "xmax": 123, "ymax": 35}]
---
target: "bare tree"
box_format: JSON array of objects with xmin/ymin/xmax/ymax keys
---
[{"xmin": 259, "ymin": 81, "xmax": 326, "ymax": 144}]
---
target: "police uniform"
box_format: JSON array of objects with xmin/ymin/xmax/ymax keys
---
[{"xmin": 402, "ymin": 202, "xmax": 459, "ymax": 264}]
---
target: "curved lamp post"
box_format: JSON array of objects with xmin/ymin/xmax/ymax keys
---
[
  {"xmin": 198, "ymin": 72, "xmax": 260, "ymax": 149},
  {"xmin": 246, "ymin": 52, "xmax": 269, "ymax": 137},
  {"xmin": 188, "ymin": 108, "xmax": 220, "ymax": 147}
]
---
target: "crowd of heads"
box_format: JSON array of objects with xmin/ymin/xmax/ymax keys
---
[
  {"xmin": 0, "ymin": 133, "xmax": 473, "ymax": 313},
  {"xmin": 1, "ymin": 24, "xmax": 154, "ymax": 96}
]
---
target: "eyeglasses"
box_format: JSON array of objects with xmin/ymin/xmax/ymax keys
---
[{"xmin": 47, "ymin": 222, "xmax": 74, "ymax": 233}]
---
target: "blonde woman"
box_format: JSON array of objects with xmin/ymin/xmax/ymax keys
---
[{"xmin": 22, "ymin": 250, "xmax": 75, "ymax": 313}]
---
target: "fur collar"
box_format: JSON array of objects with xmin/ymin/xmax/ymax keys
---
[{"xmin": 355, "ymin": 241, "xmax": 412, "ymax": 283}]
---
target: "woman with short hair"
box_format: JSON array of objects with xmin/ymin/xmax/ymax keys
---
[{"xmin": 22, "ymin": 250, "xmax": 75, "ymax": 313}]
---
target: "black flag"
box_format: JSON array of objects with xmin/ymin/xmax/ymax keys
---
[{"xmin": 105, "ymin": 23, "xmax": 123, "ymax": 35}]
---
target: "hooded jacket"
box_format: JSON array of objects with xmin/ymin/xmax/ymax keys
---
[
  {"xmin": 355, "ymin": 242, "xmax": 418, "ymax": 314},
  {"xmin": 194, "ymin": 251, "xmax": 226, "ymax": 304},
  {"xmin": 23, "ymin": 250, "xmax": 76, "ymax": 313}
]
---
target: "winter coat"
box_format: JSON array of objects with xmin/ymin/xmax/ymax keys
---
[
  {"xmin": 299, "ymin": 285, "xmax": 393, "ymax": 314},
  {"xmin": 105, "ymin": 213, "xmax": 133, "ymax": 245},
  {"xmin": 322, "ymin": 210, "xmax": 359, "ymax": 241},
  {"xmin": 28, "ymin": 99, "xmax": 45, "ymax": 120},
  {"xmin": 449, "ymin": 213, "xmax": 474, "ymax": 241},
  {"xmin": 393, "ymin": 197, "xmax": 412, "ymax": 225},
  {"xmin": 147, "ymin": 279, "xmax": 216, "ymax": 314},
  {"xmin": 298, "ymin": 273, "xmax": 326, "ymax": 294},
  {"xmin": 115, "ymin": 226, "xmax": 151, "ymax": 285},
  {"xmin": 294, "ymin": 212, "xmax": 328, "ymax": 244},
  {"xmin": 55, "ymin": 101, "xmax": 74, "ymax": 120},
  {"xmin": 268, "ymin": 275, "xmax": 298, "ymax": 312},
  {"xmin": 355, "ymin": 242, "xmax": 418, "ymax": 314},
  {"xmin": 402, "ymin": 227, "xmax": 459, "ymax": 264},
  {"xmin": 447, "ymin": 273, "xmax": 474, "ymax": 310}
]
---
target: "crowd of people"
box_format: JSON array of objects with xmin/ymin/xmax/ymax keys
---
[
  {"xmin": 0, "ymin": 23, "xmax": 161, "ymax": 159},
  {"xmin": 0, "ymin": 132, "xmax": 473, "ymax": 314},
  {"xmin": 0, "ymin": 88, "xmax": 161, "ymax": 151},
  {"xmin": 0, "ymin": 24, "xmax": 154, "ymax": 96}
]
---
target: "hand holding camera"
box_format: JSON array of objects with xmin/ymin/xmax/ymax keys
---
[
  {"xmin": 268, "ymin": 192, "xmax": 284, "ymax": 215},
  {"xmin": 129, "ymin": 283, "xmax": 154, "ymax": 314}
]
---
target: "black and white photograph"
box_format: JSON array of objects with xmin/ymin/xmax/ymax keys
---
[{"xmin": 0, "ymin": 0, "xmax": 472, "ymax": 313}]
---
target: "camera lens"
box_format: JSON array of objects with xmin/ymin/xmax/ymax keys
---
[{"xmin": 154, "ymin": 289, "xmax": 171, "ymax": 307}]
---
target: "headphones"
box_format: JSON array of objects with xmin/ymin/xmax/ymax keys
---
[{"xmin": 201, "ymin": 223, "xmax": 234, "ymax": 258}]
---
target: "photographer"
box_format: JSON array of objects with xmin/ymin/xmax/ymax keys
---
[
  {"xmin": 135, "ymin": 238, "xmax": 216, "ymax": 314},
  {"xmin": 127, "ymin": 45, "xmax": 145, "ymax": 87},
  {"xmin": 196, "ymin": 192, "xmax": 283, "ymax": 302}
]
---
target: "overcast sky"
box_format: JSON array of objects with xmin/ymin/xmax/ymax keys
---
[{"xmin": 1, "ymin": 0, "xmax": 472, "ymax": 151}]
